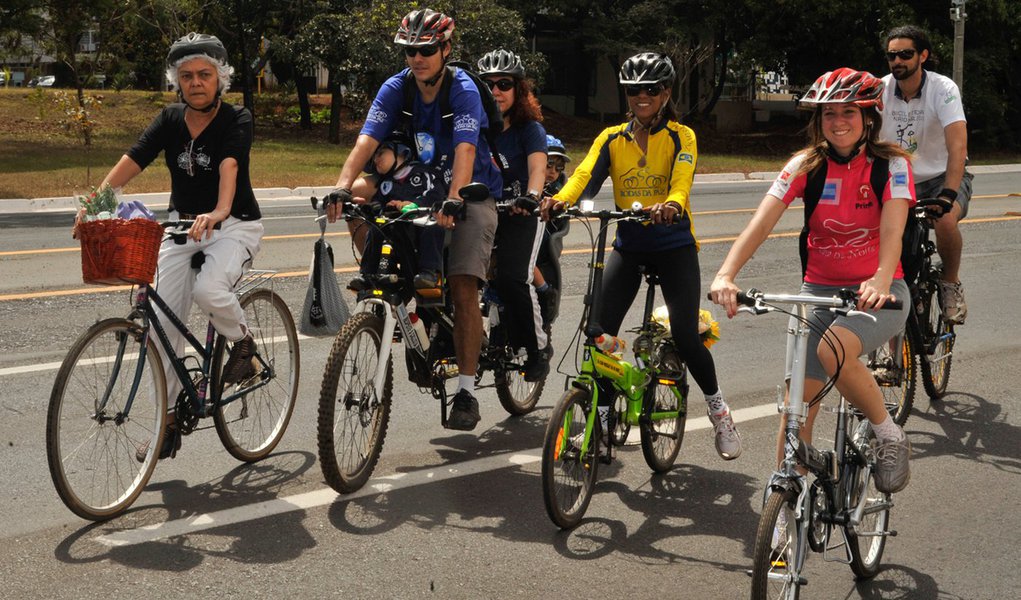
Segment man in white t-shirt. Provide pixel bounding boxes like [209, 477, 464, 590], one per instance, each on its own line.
[879, 25, 972, 324]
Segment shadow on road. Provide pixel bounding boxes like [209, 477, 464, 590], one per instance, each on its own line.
[907, 391, 1021, 474]
[847, 563, 966, 599]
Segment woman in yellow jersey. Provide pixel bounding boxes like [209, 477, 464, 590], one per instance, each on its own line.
[541, 52, 741, 460]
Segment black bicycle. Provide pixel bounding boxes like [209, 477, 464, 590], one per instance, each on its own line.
[316, 184, 558, 493]
[868, 197, 956, 425]
[46, 223, 300, 521]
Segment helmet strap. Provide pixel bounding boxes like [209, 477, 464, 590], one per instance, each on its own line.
[423, 44, 449, 87]
[181, 90, 221, 114]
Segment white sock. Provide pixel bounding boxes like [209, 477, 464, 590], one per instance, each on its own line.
[871, 414, 905, 443]
[457, 374, 475, 395]
[705, 389, 728, 416]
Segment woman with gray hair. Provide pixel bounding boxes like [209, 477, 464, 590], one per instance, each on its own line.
[74, 32, 263, 460]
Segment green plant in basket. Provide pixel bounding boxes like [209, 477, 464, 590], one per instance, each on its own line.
[77, 184, 118, 218]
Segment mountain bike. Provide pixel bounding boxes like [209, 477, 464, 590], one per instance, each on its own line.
[735, 289, 900, 599]
[316, 184, 555, 494]
[47, 223, 300, 521]
[540, 206, 688, 529]
[867, 197, 956, 425]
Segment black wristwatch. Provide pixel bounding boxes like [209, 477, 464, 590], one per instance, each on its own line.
[938, 187, 958, 202]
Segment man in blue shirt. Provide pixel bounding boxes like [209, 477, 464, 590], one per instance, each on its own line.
[328, 8, 500, 430]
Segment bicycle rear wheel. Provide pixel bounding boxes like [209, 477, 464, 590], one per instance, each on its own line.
[921, 278, 954, 399]
[318, 312, 393, 493]
[46, 318, 168, 521]
[640, 372, 687, 473]
[541, 388, 599, 529]
[213, 288, 300, 462]
[495, 357, 544, 416]
[750, 490, 803, 600]
[868, 332, 916, 425]
[845, 422, 892, 578]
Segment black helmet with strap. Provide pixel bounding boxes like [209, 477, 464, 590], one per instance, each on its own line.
[167, 32, 229, 66]
[477, 49, 525, 79]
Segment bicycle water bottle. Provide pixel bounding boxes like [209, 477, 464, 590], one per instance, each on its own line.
[595, 334, 626, 358]
[409, 312, 430, 352]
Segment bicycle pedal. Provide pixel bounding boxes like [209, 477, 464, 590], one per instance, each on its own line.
[885, 530, 898, 537]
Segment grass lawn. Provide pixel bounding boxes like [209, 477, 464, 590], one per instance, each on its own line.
[1, 88, 1015, 199]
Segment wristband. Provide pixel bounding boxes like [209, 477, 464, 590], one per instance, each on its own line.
[938, 188, 958, 202]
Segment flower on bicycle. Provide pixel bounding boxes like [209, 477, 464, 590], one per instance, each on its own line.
[651, 305, 721, 349]
[76, 183, 118, 217]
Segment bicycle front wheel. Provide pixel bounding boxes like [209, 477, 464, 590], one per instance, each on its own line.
[640, 373, 687, 473]
[750, 490, 802, 600]
[46, 318, 168, 521]
[921, 278, 955, 399]
[541, 388, 599, 529]
[318, 312, 393, 493]
[213, 288, 300, 462]
[869, 333, 916, 426]
[495, 363, 543, 416]
[845, 422, 892, 578]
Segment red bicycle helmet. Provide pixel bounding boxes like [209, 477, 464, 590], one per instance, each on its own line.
[394, 9, 455, 47]
[799, 68, 884, 110]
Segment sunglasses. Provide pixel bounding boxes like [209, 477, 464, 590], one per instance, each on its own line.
[624, 84, 664, 97]
[484, 78, 515, 92]
[547, 161, 565, 172]
[885, 49, 917, 61]
[404, 44, 441, 58]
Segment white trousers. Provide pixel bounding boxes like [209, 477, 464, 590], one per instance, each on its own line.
[153, 215, 264, 403]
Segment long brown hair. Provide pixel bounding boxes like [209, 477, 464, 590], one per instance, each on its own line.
[795, 105, 910, 176]
[506, 78, 543, 127]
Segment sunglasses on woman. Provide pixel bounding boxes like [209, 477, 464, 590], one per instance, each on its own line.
[404, 44, 441, 58]
[885, 49, 917, 61]
[624, 84, 664, 97]
[484, 78, 515, 92]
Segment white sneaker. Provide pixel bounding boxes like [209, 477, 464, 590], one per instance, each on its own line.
[939, 280, 967, 324]
[708, 409, 742, 460]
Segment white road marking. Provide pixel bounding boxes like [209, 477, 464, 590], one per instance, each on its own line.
[95, 403, 780, 547]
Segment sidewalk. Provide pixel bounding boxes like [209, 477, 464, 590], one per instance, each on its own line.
[2, 164, 1019, 215]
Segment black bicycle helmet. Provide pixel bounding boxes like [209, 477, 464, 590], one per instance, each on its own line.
[394, 9, 455, 47]
[167, 32, 229, 65]
[619, 52, 675, 86]
[477, 49, 525, 79]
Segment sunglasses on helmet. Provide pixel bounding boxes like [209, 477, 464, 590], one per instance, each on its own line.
[624, 84, 664, 97]
[885, 49, 917, 62]
[404, 44, 441, 58]
[484, 78, 515, 92]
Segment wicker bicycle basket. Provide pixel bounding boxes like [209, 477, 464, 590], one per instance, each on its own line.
[79, 218, 163, 285]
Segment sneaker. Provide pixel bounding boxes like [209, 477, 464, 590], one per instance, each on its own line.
[537, 286, 558, 326]
[523, 345, 552, 382]
[348, 275, 370, 292]
[222, 334, 257, 384]
[872, 437, 911, 494]
[413, 270, 441, 290]
[939, 280, 967, 324]
[446, 389, 481, 431]
[707, 409, 742, 460]
[135, 425, 181, 462]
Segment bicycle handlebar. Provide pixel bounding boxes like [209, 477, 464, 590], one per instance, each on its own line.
[915, 196, 954, 218]
[551, 204, 681, 224]
[708, 288, 903, 311]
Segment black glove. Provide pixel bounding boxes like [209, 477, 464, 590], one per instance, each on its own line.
[512, 195, 540, 212]
[326, 187, 353, 206]
[441, 198, 465, 218]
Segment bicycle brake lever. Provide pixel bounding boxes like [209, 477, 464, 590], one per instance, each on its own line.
[841, 309, 878, 322]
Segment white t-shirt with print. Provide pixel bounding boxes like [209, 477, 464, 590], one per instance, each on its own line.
[879, 70, 966, 182]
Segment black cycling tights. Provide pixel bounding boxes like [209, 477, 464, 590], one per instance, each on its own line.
[597, 245, 719, 396]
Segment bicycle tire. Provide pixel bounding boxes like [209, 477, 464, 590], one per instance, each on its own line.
[212, 288, 300, 462]
[868, 333, 916, 426]
[750, 489, 802, 600]
[640, 372, 687, 473]
[318, 312, 393, 494]
[494, 354, 543, 416]
[46, 318, 168, 521]
[541, 387, 599, 529]
[845, 421, 892, 578]
[920, 276, 954, 399]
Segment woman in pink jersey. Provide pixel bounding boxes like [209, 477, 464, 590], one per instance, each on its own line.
[709, 68, 915, 495]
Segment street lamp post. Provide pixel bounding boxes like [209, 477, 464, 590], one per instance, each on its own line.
[950, 0, 966, 91]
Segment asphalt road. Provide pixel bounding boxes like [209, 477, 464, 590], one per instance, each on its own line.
[1, 174, 1019, 599]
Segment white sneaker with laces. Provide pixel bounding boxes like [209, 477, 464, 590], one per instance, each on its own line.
[939, 280, 967, 324]
[708, 409, 742, 460]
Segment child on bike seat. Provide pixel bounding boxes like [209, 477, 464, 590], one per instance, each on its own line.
[349, 131, 446, 292]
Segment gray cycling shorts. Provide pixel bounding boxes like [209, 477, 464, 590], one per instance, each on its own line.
[785, 279, 910, 383]
[915, 171, 973, 219]
[446, 197, 497, 281]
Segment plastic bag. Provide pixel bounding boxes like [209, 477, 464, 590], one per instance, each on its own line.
[299, 225, 350, 337]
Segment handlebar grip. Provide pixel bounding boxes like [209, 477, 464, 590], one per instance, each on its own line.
[706, 290, 756, 306]
[880, 298, 903, 310]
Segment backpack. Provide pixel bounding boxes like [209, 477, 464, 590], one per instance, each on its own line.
[800, 157, 925, 284]
[399, 62, 510, 184]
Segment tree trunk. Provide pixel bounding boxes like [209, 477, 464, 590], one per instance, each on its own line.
[701, 42, 730, 121]
[328, 71, 342, 145]
[572, 40, 590, 118]
[296, 74, 312, 130]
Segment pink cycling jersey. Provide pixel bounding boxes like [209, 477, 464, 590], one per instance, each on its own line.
[768, 152, 916, 286]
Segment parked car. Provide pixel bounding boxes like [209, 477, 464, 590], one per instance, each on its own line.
[28, 75, 55, 87]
